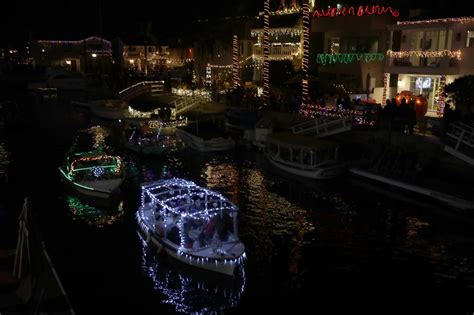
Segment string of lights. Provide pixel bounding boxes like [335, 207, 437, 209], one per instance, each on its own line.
[251, 27, 302, 37]
[397, 17, 474, 25]
[316, 53, 385, 65]
[313, 5, 399, 18]
[382, 73, 390, 105]
[386, 49, 462, 60]
[301, 0, 310, 113]
[436, 74, 447, 116]
[232, 35, 240, 89]
[263, 0, 270, 106]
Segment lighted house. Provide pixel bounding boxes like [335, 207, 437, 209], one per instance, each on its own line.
[31, 36, 111, 72]
[251, 0, 313, 80]
[123, 44, 158, 71]
[312, 4, 398, 102]
[193, 17, 254, 90]
[384, 13, 474, 114]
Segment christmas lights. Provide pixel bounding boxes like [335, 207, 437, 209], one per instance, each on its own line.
[301, 0, 310, 111]
[263, 0, 270, 106]
[436, 74, 447, 116]
[137, 178, 246, 275]
[386, 49, 462, 60]
[382, 73, 390, 105]
[251, 27, 302, 37]
[313, 5, 399, 18]
[316, 53, 384, 65]
[232, 35, 240, 89]
[397, 17, 474, 25]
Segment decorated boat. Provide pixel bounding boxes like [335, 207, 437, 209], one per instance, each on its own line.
[265, 132, 343, 179]
[59, 126, 125, 200]
[123, 119, 169, 155]
[59, 152, 125, 199]
[136, 178, 246, 276]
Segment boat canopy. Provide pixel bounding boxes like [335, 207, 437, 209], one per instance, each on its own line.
[268, 132, 339, 151]
[140, 178, 238, 218]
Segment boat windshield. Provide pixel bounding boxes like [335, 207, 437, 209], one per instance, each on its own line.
[69, 155, 122, 180]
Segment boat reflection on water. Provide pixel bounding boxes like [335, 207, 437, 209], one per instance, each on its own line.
[66, 194, 124, 227]
[140, 238, 246, 314]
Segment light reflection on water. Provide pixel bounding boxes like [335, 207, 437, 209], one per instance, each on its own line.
[66, 195, 124, 227]
[0, 141, 9, 181]
[140, 237, 246, 314]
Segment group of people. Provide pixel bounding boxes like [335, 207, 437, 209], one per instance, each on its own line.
[381, 97, 417, 134]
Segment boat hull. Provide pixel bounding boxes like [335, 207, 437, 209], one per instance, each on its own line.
[124, 142, 165, 155]
[176, 129, 235, 152]
[136, 211, 241, 276]
[266, 154, 343, 179]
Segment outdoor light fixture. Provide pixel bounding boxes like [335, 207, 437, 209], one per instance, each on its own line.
[91, 53, 97, 58]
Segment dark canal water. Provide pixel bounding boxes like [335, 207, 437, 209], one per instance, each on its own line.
[1, 91, 474, 313]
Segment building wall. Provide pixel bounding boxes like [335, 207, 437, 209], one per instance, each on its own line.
[312, 14, 397, 95]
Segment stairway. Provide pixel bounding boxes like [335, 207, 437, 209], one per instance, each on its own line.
[443, 121, 474, 166]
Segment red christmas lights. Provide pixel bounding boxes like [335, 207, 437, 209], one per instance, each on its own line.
[313, 5, 399, 19]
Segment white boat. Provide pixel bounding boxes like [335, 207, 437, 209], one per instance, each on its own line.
[136, 178, 246, 276]
[265, 132, 343, 179]
[176, 121, 235, 152]
[59, 152, 125, 199]
[88, 99, 130, 120]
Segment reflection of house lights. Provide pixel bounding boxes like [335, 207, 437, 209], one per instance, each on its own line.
[129, 59, 134, 64]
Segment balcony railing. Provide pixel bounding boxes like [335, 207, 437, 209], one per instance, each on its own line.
[253, 45, 300, 60]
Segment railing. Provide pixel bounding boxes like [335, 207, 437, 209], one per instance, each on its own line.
[253, 45, 300, 59]
[292, 116, 353, 137]
[444, 121, 474, 165]
[390, 56, 459, 68]
[118, 81, 164, 101]
[168, 97, 204, 120]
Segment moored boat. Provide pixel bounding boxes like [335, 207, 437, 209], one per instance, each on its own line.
[265, 132, 343, 179]
[136, 178, 246, 276]
[176, 121, 235, 152]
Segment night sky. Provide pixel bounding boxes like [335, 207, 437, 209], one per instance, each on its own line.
[1, 0, 464, 47]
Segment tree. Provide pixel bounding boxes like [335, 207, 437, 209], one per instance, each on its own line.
[138, 21, 157, 76]
[444, 75, 474, 114]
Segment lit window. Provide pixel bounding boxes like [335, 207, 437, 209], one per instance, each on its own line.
[467, 30, 474, 47]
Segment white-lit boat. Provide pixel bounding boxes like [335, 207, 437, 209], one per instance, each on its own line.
[136, 178, 246, 276]
[265, 132, 343, 179]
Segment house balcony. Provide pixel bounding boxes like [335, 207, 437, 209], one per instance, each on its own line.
[386, 54, 461, 75]
[252, 44, 301, 61]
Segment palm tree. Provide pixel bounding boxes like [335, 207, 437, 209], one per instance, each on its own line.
[139, 21, 157, 76]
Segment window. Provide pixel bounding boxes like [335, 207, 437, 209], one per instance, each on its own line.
[128, 46, 136, 52]
[328, 38, 340, 53]
[340, 37, 378, 53]
[467, 30, 474, 47]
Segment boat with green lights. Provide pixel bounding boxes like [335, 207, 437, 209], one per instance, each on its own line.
[59, 152, 125, 199]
